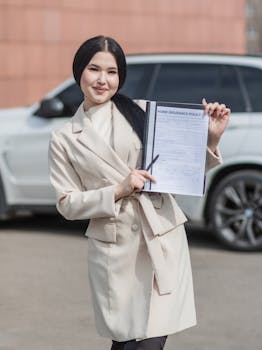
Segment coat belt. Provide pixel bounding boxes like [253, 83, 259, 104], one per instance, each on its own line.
[128, 193, 175, 295]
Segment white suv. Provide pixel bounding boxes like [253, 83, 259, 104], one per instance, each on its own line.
[0, 54, 262, 251]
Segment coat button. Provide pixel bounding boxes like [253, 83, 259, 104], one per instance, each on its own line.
[131, 224, 139, 231]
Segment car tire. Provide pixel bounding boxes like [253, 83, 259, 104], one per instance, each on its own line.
[208, 170, 262, 251]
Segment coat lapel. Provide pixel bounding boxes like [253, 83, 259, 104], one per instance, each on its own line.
[72, 102, 132, 178]
[112, 103, 135, 165]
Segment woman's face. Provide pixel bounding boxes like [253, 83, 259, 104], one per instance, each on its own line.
[80, 51, 119, 110]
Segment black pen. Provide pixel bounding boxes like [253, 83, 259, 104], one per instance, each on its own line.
[146, 154, 159, 172]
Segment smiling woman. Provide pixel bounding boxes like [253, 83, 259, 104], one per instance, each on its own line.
[48, 35, 229, 350]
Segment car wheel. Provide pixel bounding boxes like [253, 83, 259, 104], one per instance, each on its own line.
[208, 170, 262, 251]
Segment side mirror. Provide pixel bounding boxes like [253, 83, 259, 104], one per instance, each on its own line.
[36, 97, 64, 118]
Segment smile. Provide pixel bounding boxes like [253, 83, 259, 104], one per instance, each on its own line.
[93, 87, 107, 94]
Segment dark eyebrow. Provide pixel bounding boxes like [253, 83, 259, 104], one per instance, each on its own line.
[87, 64, 99, 68]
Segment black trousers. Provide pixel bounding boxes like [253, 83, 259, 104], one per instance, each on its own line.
[111, 336, 167, 350]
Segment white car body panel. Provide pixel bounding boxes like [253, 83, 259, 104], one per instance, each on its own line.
[0, 54, 262, 226]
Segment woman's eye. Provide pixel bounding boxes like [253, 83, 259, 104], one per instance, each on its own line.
[88, 67, 98, 71]
[109, 70, 117, 75]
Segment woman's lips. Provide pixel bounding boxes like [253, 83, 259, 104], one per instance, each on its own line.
[93, 87, 107, 94]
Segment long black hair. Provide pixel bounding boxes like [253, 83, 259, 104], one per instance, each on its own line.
[72, 35, 145, 142]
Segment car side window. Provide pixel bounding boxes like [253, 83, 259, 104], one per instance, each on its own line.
[56, 82, 84, 117]
[150, 63, 245, 112]
[120, 64, 156, 99]
[239, 66, 262, 112]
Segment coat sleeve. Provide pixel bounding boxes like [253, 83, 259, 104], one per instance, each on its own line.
[205, 146, 222, 172]
[48, 132, 121, 220]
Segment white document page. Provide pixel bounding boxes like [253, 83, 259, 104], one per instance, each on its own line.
[147, 105, 209, 196]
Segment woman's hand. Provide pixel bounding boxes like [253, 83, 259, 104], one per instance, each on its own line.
[115, 169, 156, 201]
[202, 98, 231, 153]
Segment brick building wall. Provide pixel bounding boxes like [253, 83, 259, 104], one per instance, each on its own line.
[246, 0, 262, 53]
[0, 0, 246, 108]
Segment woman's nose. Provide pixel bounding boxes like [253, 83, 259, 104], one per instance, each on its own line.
[97, 72, 106, 84]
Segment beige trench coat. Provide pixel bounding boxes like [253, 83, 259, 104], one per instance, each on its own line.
[48, 100, 221, 341]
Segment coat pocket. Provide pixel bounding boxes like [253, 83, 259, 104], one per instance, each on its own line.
[151, 194, 187, 236]
[85, 217, 117, 243]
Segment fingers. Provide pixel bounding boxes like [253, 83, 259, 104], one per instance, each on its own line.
[202, 98, 213, 114]
[117, 169, 157, 199]
[130, 170, 156, 185]
[222, 107, 231, 117]
[129, 169, 156, 192]
[128, 171, 145, 192]
[136, 169, 157, 183]
[202, 98, 231, 118]
[205, 101, 220, 115]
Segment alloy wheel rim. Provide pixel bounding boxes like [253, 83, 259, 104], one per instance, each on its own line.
[213, 179, 262, 248]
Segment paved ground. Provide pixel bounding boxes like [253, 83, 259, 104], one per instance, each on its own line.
[0, 215, 261, 350]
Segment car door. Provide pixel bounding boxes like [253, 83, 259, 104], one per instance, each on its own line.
[3, 82, 83, 205]
[3, 113, 67, 205]
[237, 65, 262, 156]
